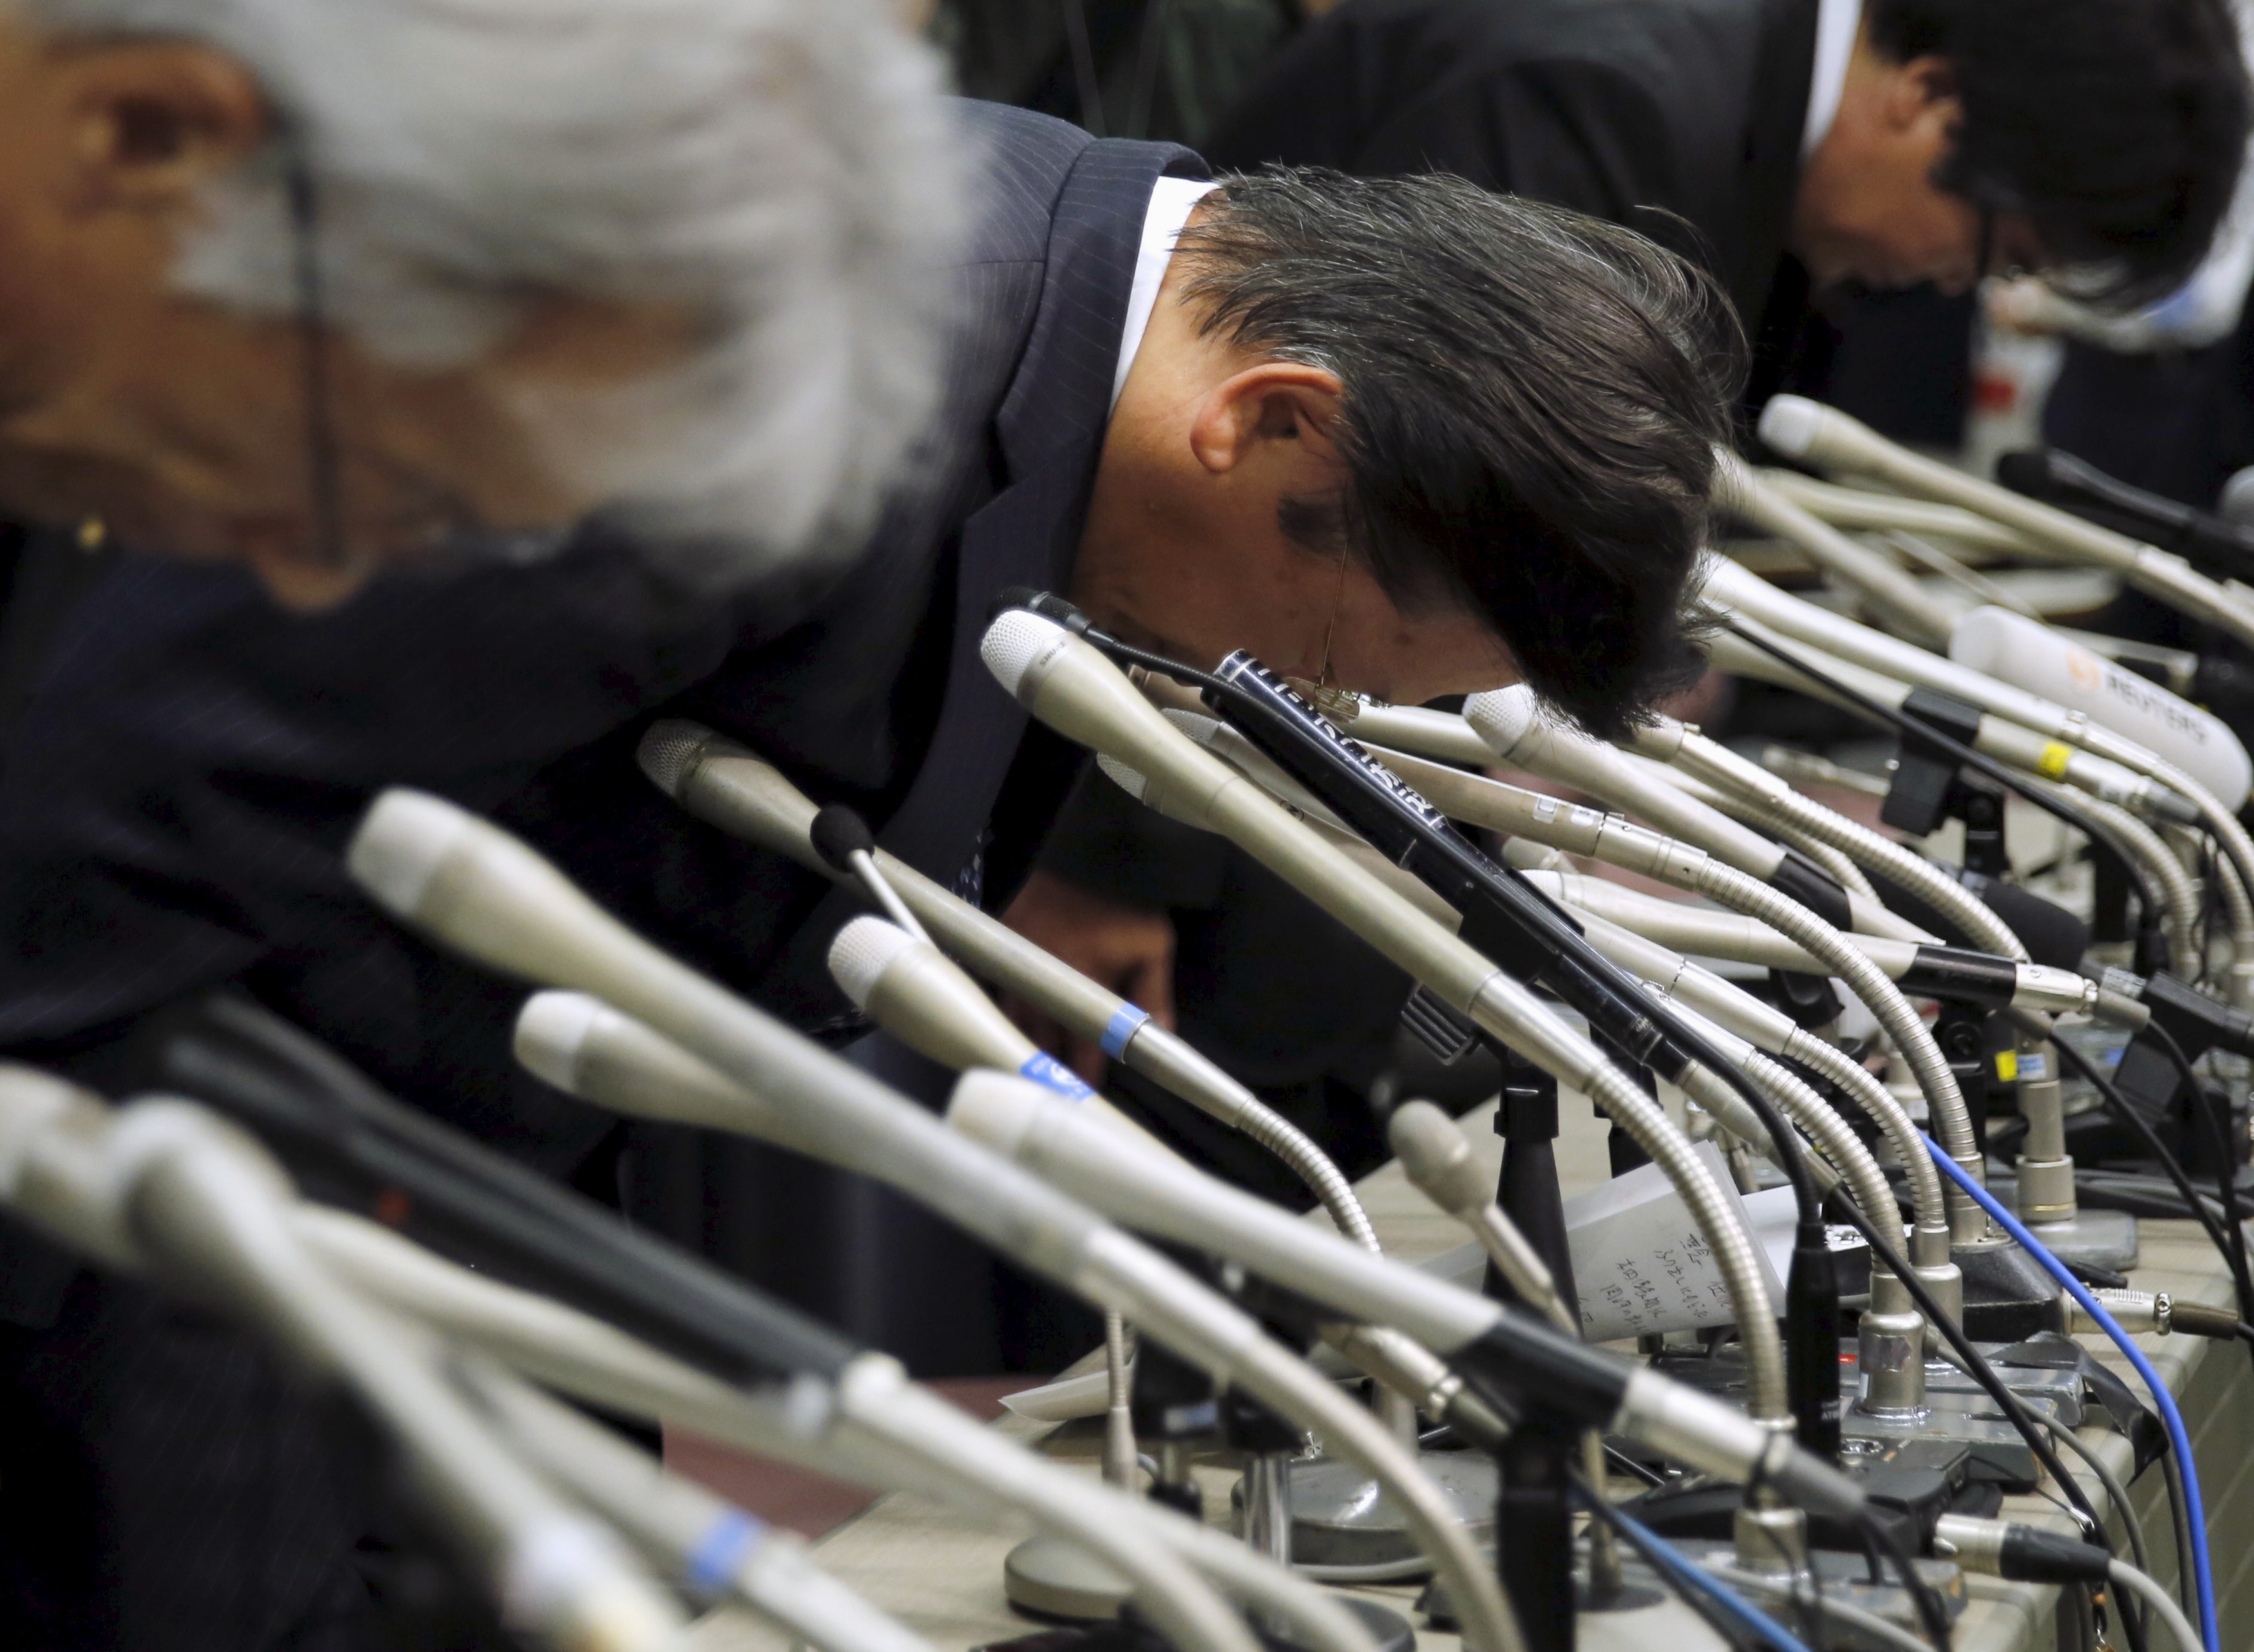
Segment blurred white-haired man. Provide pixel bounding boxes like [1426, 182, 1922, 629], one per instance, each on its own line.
[0, 0, 962, 607]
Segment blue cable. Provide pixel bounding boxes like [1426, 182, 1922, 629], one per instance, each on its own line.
[1923, 1137, 2218, 1652]
[1595, 1498, 1817, 1652]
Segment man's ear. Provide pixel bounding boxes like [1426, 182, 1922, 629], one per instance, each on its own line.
[1186, 360, 1345, 477]
[1884, 54, 1961, 137]
[55, 42, 270, 211]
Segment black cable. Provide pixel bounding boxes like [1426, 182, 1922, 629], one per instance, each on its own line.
[1089, 631, 1233, 697]
[1856, 1524, 1888, 1588]
[1603, 1444, 1669, 1488]
[2074, 1172, 2229, 1221]
[2043, 1025, 2244, 1298]
[1861, 1513, 1953, 1652]
[2143, 1018, 2254, 1380]
[1721, 620, 2172, 935]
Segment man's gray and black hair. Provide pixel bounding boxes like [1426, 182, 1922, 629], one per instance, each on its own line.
[1178, 171, 1742, 737]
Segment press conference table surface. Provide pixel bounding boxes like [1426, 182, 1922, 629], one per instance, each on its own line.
[684, 1083, 2254, 1652]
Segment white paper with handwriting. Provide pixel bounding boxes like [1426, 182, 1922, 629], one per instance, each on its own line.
[1562, 1143, 1789, 1341]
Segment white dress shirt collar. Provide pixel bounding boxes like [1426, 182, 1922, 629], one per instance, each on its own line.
[1112, 176, 1221, 413]
[1803, 0, 1865, 158]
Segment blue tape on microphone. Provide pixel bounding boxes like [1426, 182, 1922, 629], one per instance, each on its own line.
[1099, 1003, 1151, 1059]
[1019, 1050, 1097, 1101]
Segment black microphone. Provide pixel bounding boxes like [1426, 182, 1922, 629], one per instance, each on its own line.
[1204, 653, 1673, 1067]
[134, 992, 860, 1391]
[1956, 871, 2089, 973]
[1998, 448, 2254, 587]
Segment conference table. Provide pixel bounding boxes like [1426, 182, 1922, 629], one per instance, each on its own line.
[684, 1081, 2254, 1652]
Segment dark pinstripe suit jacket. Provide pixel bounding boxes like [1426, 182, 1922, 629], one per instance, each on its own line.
[0, 102, 1203, 1322]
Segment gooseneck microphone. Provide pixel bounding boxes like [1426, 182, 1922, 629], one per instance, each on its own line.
[140, 992, 862, 1393]
[1949, 606, 2251, 812]
[976, 607, 1795, 1432]
[826, 915, 1101, 1106]
[1760, 392, 2254, 654]
[342, 788, 1515, 1652]
[0, 1072, 688, 1652]
[632, 723, 1381, 1249]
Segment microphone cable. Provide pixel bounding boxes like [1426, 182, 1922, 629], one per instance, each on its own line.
[1816, 1182, 2140, 1652]
[2141, 1020, 2254, 1365]
[1925, 1144, 2219, 1652]
[2039, 1018, 2254, 1383]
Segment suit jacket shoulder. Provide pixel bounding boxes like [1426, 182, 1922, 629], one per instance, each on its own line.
[1204, 0, 1815, 323]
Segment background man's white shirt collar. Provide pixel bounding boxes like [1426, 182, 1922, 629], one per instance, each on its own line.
[1803, 0, 1864, 158]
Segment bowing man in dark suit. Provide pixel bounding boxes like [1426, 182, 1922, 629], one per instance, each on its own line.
[0, 6, 1746, 1642]
[1010, 0, 2254, 1177]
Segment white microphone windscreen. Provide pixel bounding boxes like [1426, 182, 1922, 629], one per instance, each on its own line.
[1949, 605, 2253, 809]
[1756, 394, 1824, 460]
[1095, 754, 1148, 801]
[828, 916, 916, 1009]
[979, 610, 1068, 700]
[513, 991, 609, 1094]
[945, 1067, 1046, 1161]
[346, 790, 477, 920]
[1463, 685, 1536, 755]
[1385, 1101, 1486, 1214]
[1160, 708, 1223, 745]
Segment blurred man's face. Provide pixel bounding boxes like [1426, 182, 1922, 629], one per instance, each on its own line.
[1791, 34, 2045, 294]
[0, 12, 688, 608]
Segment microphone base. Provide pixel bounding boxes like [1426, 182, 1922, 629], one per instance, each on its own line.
[1951, 1238, 2072, 1341]
[1653, 1340, 2089, 1490]
[1262, 1449, 1497, 1566]
[1003, 1535, 1133, 1623]
[1980, 1180, 2142, 1273]
[994, 1548, 1418, 1652]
